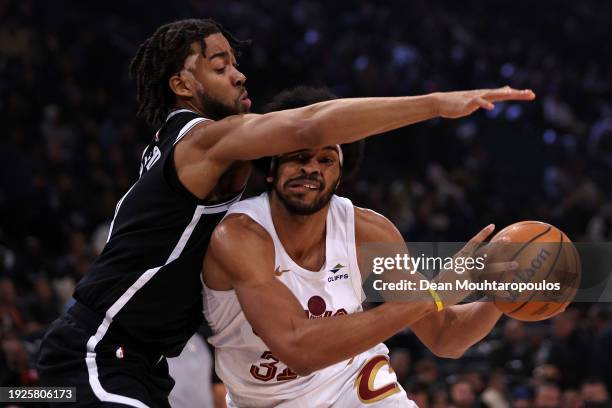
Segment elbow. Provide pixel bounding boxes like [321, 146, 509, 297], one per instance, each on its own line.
[434, 349, 465, 360]
[287, 360, 315, 377]
[272, 336, 317, 376]
[275, 350, 316, 377]
[428, 334, 466, 359]
[430, 343, 466, 359]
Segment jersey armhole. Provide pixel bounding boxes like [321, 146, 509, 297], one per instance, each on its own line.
[346, 203, 367, 303]
[163, 146, 205, 202]
[163, 137, 245, 207]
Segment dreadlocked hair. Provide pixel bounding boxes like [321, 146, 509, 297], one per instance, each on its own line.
[129, 18, 250, 128]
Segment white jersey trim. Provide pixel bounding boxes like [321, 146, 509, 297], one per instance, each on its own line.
[106, 183, 137, 243]
[342, 198, 365, 302]
[174, 117, 210, 145]
[166, 108, 198, 121]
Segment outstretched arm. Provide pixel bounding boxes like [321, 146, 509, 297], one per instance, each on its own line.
[176, 87, 535, 198]
[202, 214, 453, 376]
[207, 87, 535, 161]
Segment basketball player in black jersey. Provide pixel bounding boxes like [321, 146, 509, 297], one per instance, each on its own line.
[37, 17, 535, 407]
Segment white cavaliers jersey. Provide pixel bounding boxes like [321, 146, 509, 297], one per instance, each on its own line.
[203, 193, 408, 408]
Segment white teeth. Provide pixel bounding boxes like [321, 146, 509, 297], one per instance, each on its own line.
[293, 182, 318, 189]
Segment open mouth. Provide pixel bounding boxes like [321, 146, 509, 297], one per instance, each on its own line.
[287, 179, 322, 191]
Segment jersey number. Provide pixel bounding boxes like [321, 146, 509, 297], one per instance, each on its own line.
[249, 351, 298, 382]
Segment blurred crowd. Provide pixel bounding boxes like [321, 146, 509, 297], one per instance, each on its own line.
[2, 0, 612, 406]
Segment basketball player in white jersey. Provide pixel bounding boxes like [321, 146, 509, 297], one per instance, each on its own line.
[202, 88, 516, 407]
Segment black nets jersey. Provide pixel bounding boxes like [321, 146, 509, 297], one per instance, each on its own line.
[74, 109, 243, 357]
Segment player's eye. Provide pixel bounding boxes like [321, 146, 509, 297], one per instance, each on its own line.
[284, 152, 312, 163]
[214, 66, 226, 73]
[319, 156, 334, 164]
[291, 154, 309, 163]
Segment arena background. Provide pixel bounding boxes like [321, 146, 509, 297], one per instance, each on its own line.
[2, 0, 612, 407]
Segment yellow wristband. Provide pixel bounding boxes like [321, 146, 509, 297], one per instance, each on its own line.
[427, 288, 444, 312]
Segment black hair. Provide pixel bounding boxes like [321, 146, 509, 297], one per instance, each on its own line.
[255, 86, 365, 181]
[129, 18, 249, 128]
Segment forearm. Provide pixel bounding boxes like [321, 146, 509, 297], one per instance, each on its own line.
[285, 301, 436, 374]
[431, 302, 503, 358]
[304, 95, 438, 146]
[211, 94, 439, 161]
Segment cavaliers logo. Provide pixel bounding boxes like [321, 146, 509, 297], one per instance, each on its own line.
[305, 296, 347, 318]
[354, 355, 401, 403]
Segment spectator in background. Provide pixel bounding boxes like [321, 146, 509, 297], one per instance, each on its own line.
[0, 278, 26, 334]
[481, 370, 510, 408]
[510, 387, 532, 408]
[1, 331, 37, 386]
[562, 389, 581, 408]
[539, 309, 591, 389]
[462, 370, 486, 398]
[589, 306, 612, 392]
[532, 364, 563, 388]
[389, 347, 412, 386]
[581, 378, 612, 408]
[406, 381, 431, 408]
[23, 275, 61, 329]
[432, 384, 450, 408]
[414, 358, 443, 388]
[534, 382, 562, 408]
[450, 378, 479, 408]
[491, 320, 536, 379]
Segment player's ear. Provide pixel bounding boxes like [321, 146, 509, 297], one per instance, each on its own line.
[169, 71, 193, 98]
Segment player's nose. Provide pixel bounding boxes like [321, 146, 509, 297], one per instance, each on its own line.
[300, 160, 322, 176]
[232, 67, 246, 87]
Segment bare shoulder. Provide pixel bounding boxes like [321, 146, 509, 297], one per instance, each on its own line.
[210, 213, 272, 252]
[205, 213, 275, 286]
[354, 206, 404, 244]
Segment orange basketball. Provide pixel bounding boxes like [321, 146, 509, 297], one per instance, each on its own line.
[487, 221, 581, 321]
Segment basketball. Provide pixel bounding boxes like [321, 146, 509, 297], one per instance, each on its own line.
[487, 221, 581, 321]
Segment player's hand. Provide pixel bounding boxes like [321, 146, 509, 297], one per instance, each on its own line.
[433, 86, 536, 119]
[435, 225, 519, 306]
[447, 224, 517, 280]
